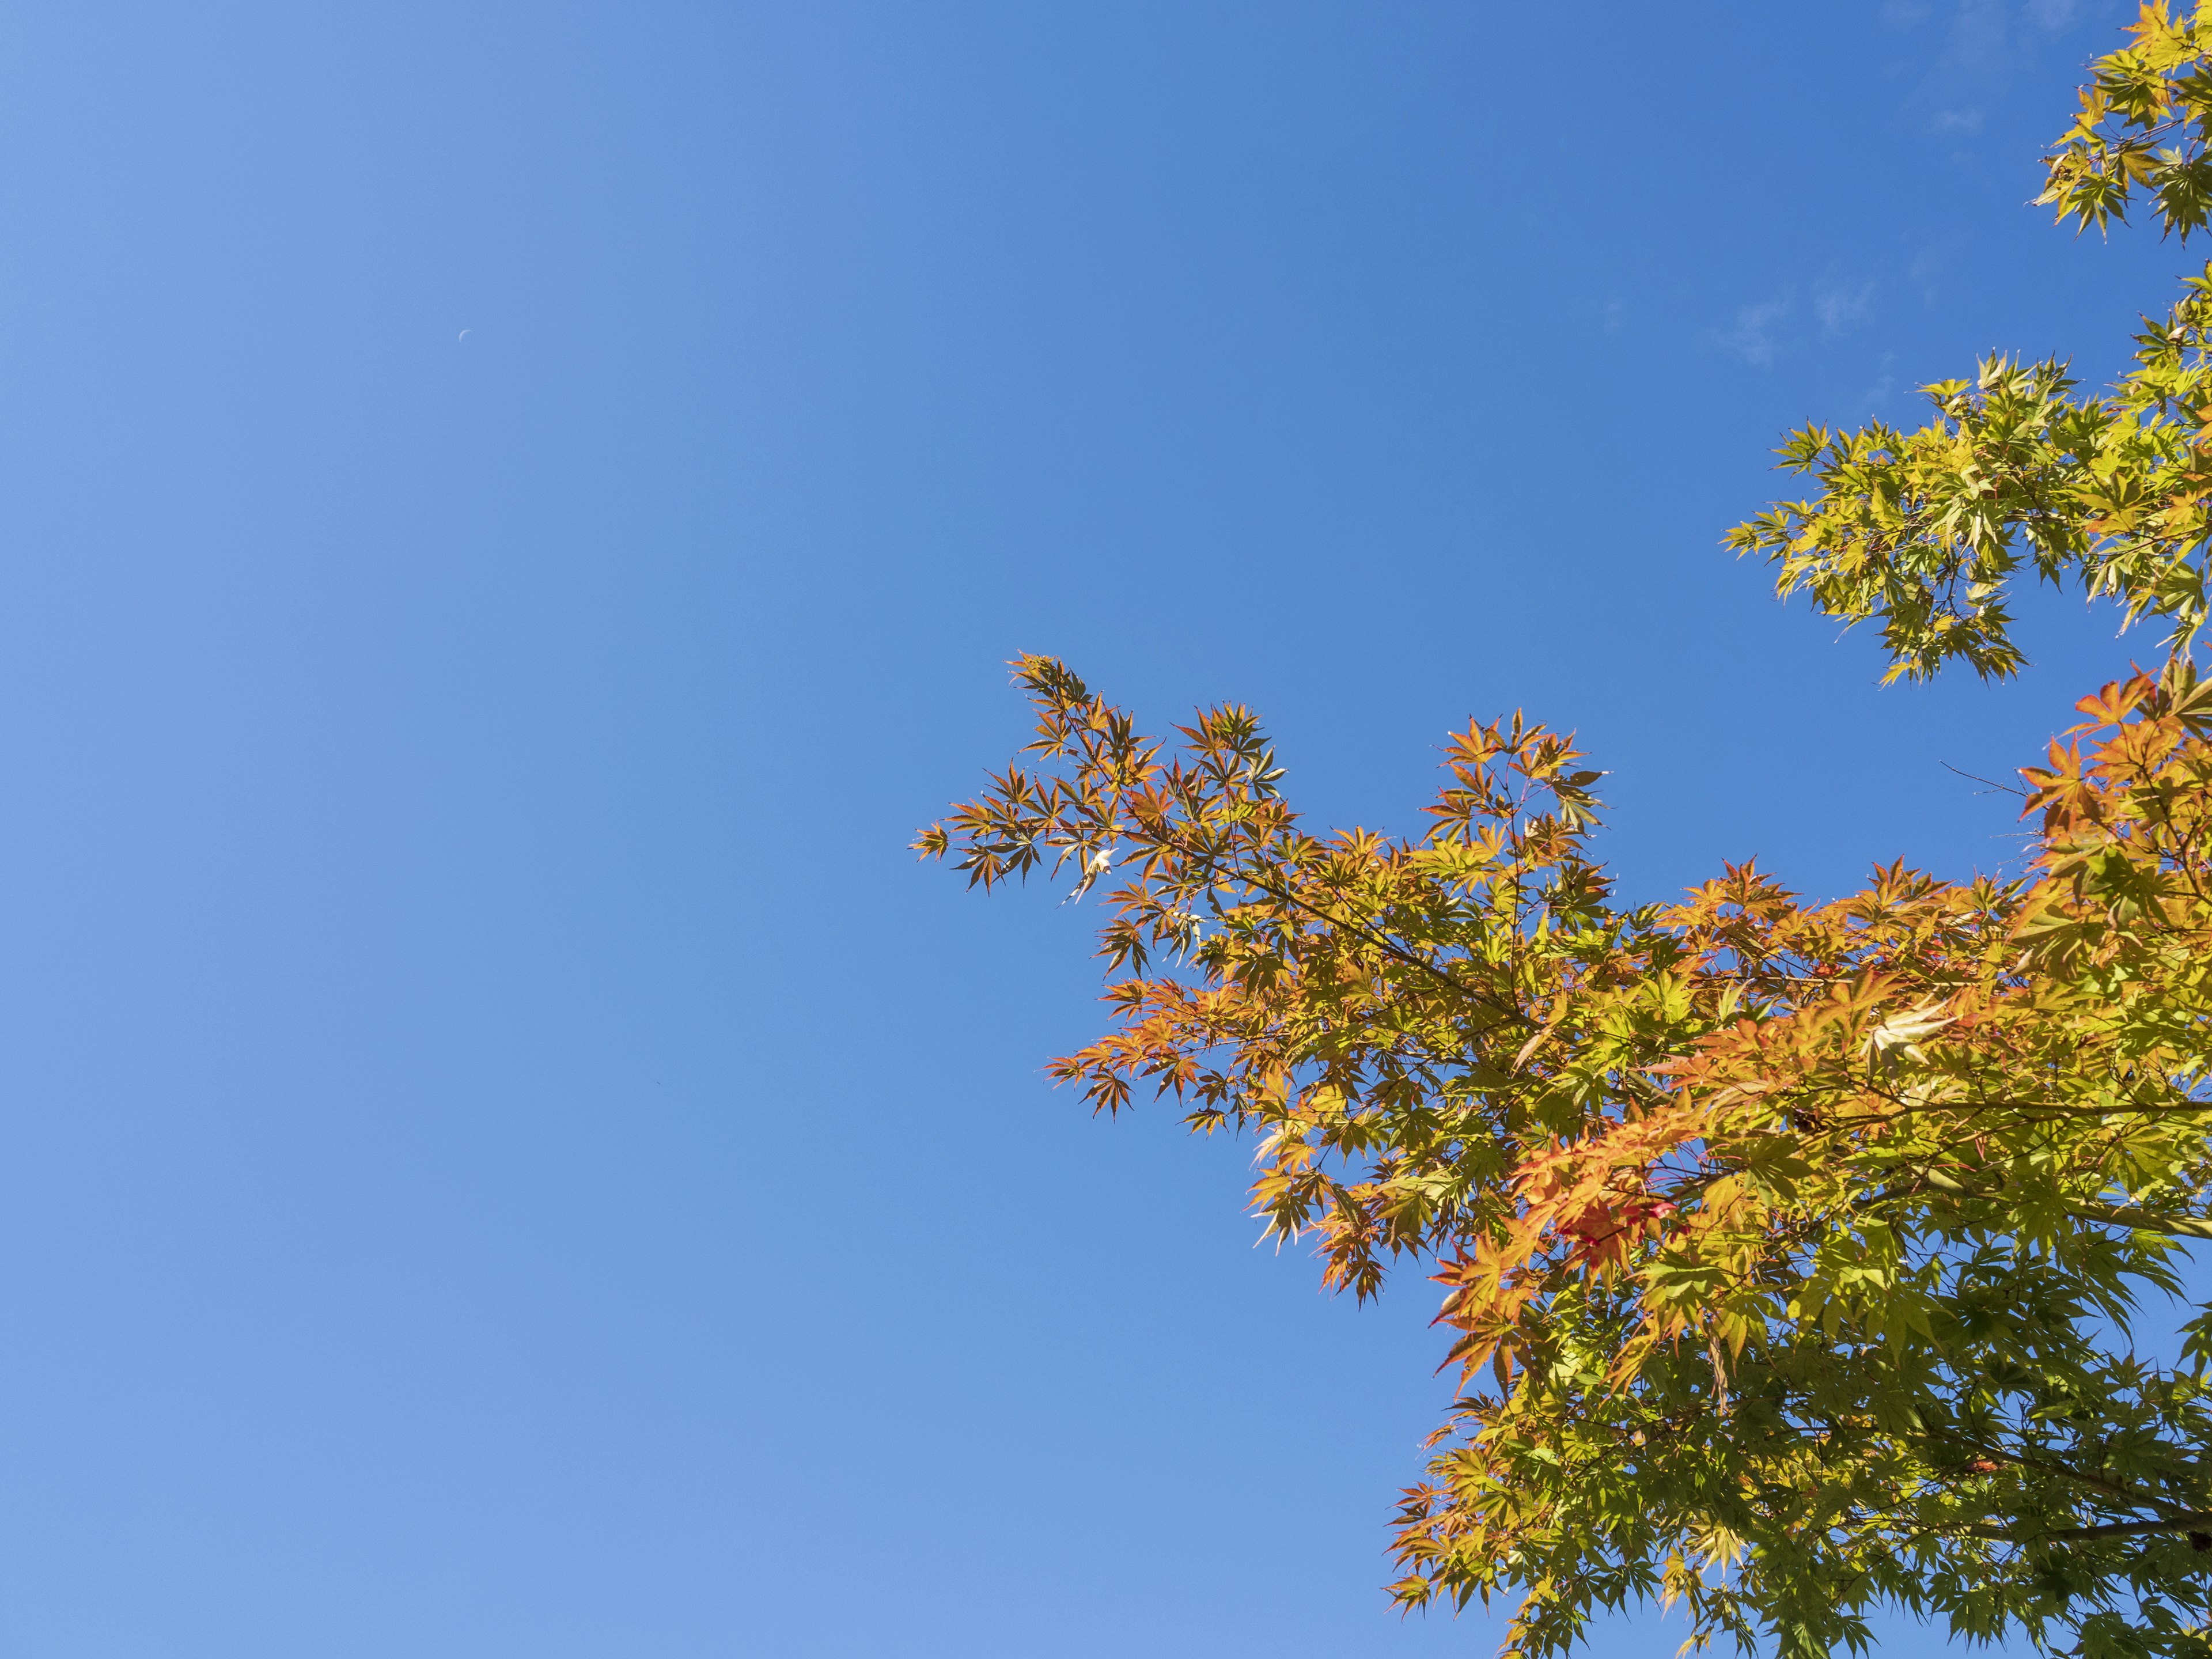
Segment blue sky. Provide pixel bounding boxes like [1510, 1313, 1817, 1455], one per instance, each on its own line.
[0, 3, 2189, 1654]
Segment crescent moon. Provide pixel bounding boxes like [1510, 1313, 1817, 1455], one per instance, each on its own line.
[457, 328, 472, 342]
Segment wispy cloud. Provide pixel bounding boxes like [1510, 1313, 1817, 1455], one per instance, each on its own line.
[1947, 0, 2010, 71]
[1859, 350, 1902, 416]
[1946, 0, 2086, 66]
[1911, 234, 1965, 304]
[1718, 296, 1792, 368]
[1883, 2, 2091, 133]
[1813, 276, 1876, 338]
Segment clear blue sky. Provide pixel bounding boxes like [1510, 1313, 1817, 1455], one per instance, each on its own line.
[0, 3, 2185, 1654]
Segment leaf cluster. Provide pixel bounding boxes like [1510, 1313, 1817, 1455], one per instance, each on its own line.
[2041, 3, 2212, 242]
[921, 656, 2212, 1657]
[1724, 323, 2212, 683]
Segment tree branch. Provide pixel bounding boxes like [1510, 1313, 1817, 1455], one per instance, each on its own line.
[1957, 1511, 2212, 1544]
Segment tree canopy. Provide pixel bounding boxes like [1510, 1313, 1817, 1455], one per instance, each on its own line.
[919, 11, 2212, 1656]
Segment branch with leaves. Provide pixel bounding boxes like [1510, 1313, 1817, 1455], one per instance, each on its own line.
[919, 13, 2212, 1657]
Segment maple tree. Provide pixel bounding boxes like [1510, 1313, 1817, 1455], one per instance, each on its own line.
[919, 13, 2212, 1657]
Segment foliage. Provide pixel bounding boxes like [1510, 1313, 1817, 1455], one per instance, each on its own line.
[2040, 1, 2212, 242]
[918, 14, 2212, 1657]
[1727, 2, 2212, 686]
